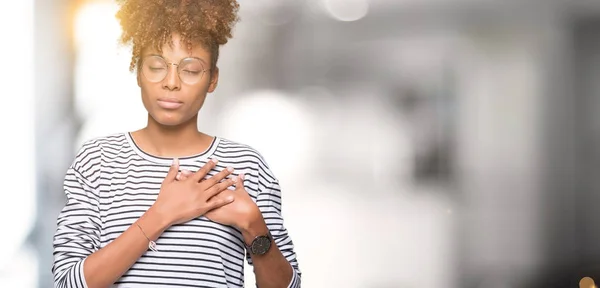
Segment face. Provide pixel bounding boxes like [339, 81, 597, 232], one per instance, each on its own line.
[137, 33, 219, 126]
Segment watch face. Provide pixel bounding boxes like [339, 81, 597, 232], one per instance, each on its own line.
[251, 235, 271, 255]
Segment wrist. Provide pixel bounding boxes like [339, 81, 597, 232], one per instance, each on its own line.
[241, 215, 268, 245]
[140, 205, 171, 239]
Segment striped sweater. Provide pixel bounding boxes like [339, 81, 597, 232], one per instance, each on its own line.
[52, 132, 301, 287]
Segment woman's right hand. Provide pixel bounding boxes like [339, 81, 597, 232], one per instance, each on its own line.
[152, 158, 236, 227]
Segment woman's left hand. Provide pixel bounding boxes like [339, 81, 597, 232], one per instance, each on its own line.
[177, 170, 263, 231]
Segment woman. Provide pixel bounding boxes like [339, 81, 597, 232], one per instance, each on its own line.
[52, 0, 301, 287]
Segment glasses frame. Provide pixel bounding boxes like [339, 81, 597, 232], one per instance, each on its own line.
[140, 55, 210, 85]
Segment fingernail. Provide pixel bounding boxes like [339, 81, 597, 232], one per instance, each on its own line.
[240, 173, 245, 180]
[173, 158, 179, 166]
[232, 176, 238, 182]
[211, 158, 218, 164]
[227, 196, 234, 202]
[227, 167, 234, 172]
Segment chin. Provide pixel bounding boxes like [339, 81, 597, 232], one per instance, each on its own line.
[149, 111, 190, 126]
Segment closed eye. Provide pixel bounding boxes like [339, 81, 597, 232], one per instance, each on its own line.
[182, 70, 200, 75]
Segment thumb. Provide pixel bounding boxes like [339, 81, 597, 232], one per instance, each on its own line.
[234, 173, 245, 191]
[165, 158, 180, 182]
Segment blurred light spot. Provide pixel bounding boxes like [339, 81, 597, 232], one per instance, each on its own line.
[73, 1, 145, 143]
[74, 2, 124, 120]
[219, 90, 314, 182]
[322, 0, 369, 22]
[74, 2, 121, 50]
[580, 277, 596, 288]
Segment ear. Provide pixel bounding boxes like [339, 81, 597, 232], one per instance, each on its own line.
[207, 67, 219, 93]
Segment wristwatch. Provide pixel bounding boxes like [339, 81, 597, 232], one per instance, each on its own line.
[246, 232, 272, 255]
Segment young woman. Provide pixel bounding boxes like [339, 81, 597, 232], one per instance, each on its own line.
[52, 1, 301, 287]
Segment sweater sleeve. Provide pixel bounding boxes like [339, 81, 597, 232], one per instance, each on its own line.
[52, 151, 101, 288]
[246, 172, 302, 287]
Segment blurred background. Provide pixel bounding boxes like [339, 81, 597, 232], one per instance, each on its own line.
[3, 0, 600, 287]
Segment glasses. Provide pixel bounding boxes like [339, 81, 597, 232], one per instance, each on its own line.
[141, 55, 209, 85]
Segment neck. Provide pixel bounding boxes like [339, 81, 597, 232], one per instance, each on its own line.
[133, 113, 212, 158]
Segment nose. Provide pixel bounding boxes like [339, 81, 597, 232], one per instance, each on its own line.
[162, 63, 181, 91]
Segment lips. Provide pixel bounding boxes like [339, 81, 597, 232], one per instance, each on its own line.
[157, 98, 183, 110]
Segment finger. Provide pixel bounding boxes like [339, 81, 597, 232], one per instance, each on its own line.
[178, 170, 192, 181]
[234, 174, 245, 191]
[207, 194, 235, 211]
[204, 167, 234, 188]
[164, 158, 180, 183]
[206, 177, 236, 199]
[192, 158, 218, 182]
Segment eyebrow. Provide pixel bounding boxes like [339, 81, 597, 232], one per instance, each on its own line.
[145, 54, 208, 66]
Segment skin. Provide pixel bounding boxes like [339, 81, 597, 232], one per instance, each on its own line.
[81, 34, 293, 288]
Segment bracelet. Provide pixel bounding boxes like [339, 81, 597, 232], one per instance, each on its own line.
[136, 223, 158, 252]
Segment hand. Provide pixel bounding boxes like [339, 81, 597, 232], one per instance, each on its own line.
[177, 172, 263, 232]
[152, 158, 236, 227]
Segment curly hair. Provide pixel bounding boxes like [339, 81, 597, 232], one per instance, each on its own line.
[115, 0, 240, 72]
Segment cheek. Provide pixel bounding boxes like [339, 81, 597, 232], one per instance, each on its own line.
[187, 92, 207, 112]
[139, 85, 154, 105]
[186, 85, 210, 104]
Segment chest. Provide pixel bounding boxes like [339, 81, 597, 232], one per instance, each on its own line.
[96, 168, 246, 255]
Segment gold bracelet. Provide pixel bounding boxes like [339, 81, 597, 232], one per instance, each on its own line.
[136, 223, 158, 252]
